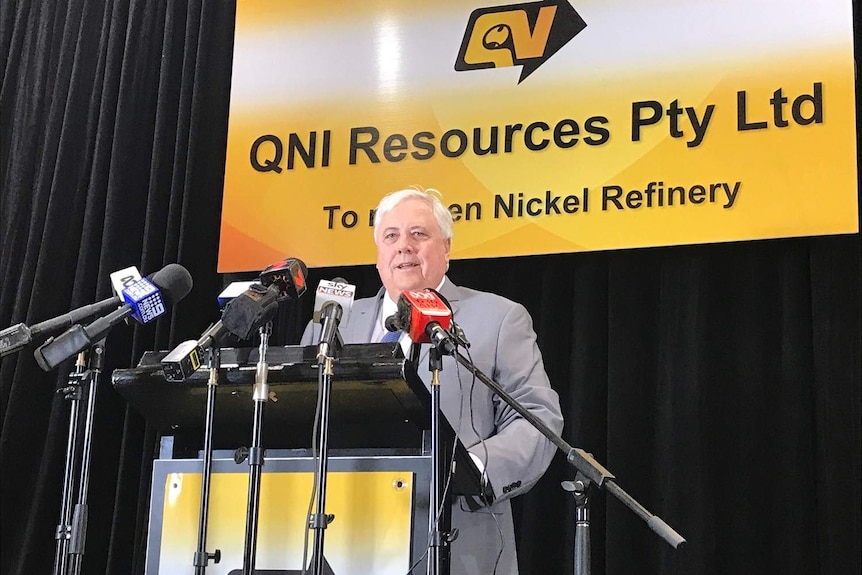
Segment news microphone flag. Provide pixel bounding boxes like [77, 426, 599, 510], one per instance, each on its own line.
[398, 289, 453, 345]
[313, 278, 356, 359]
[386, 289, 457, 354]
[313, 279, 356, 324]
[260, 257, 308, 300]
[121, 277, 165, 323]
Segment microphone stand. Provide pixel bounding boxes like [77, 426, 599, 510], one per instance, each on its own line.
[193, 347, 222, 574]
[426, 346, 451, 575]
[66, 339, 106, 575]
[562, 473, 592, 575]
[447, 347, 686, 550]
[53, 352, 88, 575]
[309, 341, 340, 575]
[242, 322, 272, 575]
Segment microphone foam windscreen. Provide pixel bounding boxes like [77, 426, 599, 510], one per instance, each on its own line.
[150, 263, 193, 305]
[222, 285, 280, 340]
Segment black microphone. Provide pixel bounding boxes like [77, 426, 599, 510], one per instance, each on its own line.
[313, 277, 356, 359]
[33, 263, 193, 371]
[161, 321, 230, 382]
[2, 297, 121, 358]
[0, 266, 147, 358]
[384, 314, 401, 333]
[221, 257, 309, 341]
[162, 258, 309, 382]
[220, 284, 281, 340]
[160, 280, 252, 382]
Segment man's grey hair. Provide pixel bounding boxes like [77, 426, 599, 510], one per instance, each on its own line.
[373, 187, 454, 243]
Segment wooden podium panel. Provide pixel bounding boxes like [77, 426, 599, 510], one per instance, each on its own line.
[147, 454, 432, 575]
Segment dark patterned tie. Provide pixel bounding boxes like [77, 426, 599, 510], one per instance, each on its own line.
[380, 330, 401, 343]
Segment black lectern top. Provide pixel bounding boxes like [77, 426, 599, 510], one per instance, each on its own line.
[112, 342, 487, 498]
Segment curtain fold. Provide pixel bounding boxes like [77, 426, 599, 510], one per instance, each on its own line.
[1, 1, 859, 575]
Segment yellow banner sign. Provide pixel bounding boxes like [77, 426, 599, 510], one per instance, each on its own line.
[219, 0, 858, 271]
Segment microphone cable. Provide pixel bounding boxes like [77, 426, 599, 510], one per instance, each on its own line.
[300, 363, 327, 575]
[402, 333, 466, 575]
[460, 339, 504, 575]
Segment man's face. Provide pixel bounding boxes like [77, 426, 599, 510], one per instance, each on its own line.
[376, 197, 451, 298]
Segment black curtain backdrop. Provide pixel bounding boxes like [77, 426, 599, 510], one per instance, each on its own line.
[1, 2, 859, 575]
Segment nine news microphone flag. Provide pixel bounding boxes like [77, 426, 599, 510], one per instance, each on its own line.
[33, 264, 193, 371]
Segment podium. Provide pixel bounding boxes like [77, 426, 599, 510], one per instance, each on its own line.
[112, 343, 486, 575]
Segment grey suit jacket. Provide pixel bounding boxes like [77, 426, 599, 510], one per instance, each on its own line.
[302, 278, 564, 575]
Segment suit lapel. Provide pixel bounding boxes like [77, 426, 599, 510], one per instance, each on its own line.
[344, 287, 386, 343]
[438, 277, 462, 318]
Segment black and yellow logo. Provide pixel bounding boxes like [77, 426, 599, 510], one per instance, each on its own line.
[455, 0, 586, 83]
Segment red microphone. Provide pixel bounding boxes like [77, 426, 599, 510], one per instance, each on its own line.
[387, 289, 456, 354]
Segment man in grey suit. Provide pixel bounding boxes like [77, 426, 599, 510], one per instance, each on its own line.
[302, 187, 563, 575]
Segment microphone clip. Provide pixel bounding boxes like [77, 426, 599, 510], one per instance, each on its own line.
[450, 321, 471, 349]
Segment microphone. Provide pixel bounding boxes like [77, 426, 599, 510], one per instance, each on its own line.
[314, 278, 356, 359]
[260, 257, 308, 300]
[161, 319, 231, 382]
[1, 266, 142, 358]
[385, 288, 457, 355]
[220, 285, 280, 340]
[161, 280, 252, 382]
[220, 257, 309, 341]
[162, 258, 309, 382]
[33, 264, 193, 371]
